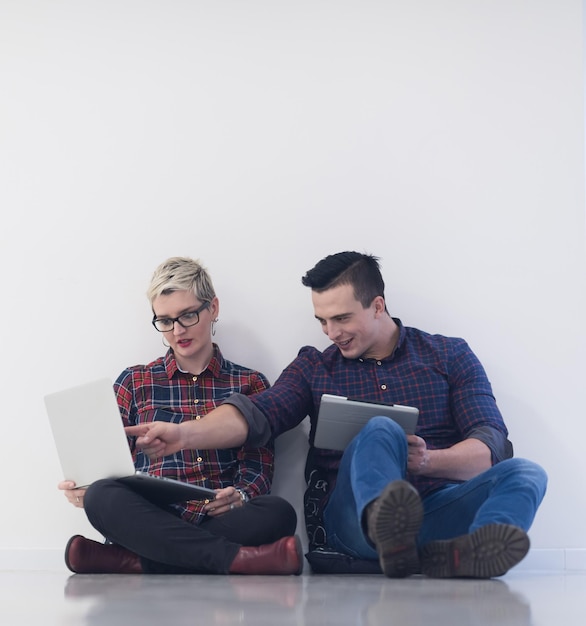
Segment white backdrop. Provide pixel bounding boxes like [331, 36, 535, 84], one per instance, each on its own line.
[0, 0, 584, 570]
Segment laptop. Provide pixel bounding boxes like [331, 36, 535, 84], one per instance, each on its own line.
[313, 394, 419, 451]
[44, 378, 216, 504]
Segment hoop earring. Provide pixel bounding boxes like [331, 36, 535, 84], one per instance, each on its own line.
[211, 318, 218, 336]
[162, 336, 171, 348]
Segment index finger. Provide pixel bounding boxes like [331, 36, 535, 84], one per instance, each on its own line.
[125, 424, 151, 438]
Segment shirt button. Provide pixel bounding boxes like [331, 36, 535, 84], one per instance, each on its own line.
[381, 384, 387, 390]
[197, 457, 203, 462]
[195, 415, 201, 420]
[192, 376, 198, 382]
[377, 361, 382, 366]
[193, 399, 199, 404]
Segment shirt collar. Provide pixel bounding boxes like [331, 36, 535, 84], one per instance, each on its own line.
[393, 317, 406, 354]
[163, 343, 223, 379]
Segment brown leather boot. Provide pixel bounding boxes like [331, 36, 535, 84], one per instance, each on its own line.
[229, 536, 303, 575]
[65, 535, 143, 574]
[366, 480, 423, 578]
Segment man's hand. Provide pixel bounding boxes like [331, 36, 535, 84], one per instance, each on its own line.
[407, 435, 492, 480]
[125, 422, 185, 459]
[58, 480, 86, 508]
[407, 434, 430, 475]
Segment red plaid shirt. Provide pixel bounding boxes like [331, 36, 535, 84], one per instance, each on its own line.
[114, 344, 273, 525]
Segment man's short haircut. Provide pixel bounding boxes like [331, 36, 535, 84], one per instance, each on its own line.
[147, 256, 216, 305]
[301, 251, 386, 309]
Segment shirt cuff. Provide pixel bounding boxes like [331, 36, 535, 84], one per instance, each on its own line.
[222, 393, 273, 447]
[466, 426, 513, 464]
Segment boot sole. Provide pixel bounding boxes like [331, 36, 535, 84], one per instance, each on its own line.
[421, 523, 530, 578]
[291, 535, 304, 575]
[368, 480, 423, 578]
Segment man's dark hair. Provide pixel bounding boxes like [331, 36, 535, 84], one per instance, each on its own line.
[301, 251, 386, 309]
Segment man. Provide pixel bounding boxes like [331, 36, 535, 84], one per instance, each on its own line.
[128, 251, 547, 578]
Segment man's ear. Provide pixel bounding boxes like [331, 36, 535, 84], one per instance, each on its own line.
[372, 295, 387, 317]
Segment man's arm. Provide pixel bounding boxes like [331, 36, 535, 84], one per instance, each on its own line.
[126, 404, 250, 458]
[412, 337, 512, 480]
[407, 435, 492, 481]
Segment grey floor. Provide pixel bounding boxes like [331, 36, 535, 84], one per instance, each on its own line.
[0, 569, 583, 625]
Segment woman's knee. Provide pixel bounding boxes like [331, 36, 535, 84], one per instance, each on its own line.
[84, 479, 122, 518]
[253, 495, 298, 534]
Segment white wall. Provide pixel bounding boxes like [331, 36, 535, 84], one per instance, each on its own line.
[0, 0, 584, 570]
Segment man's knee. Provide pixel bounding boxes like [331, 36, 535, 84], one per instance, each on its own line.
[361, 415, 405, 440]
[495, 457, 548, 501]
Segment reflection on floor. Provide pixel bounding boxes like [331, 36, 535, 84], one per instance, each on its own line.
[1, 569, 584, 625]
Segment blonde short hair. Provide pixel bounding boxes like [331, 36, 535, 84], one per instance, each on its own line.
[147, 257, 216, 305]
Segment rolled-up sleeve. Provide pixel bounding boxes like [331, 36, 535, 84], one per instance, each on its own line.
[467, 425, 513, 464]
[223, 393, 274, 447]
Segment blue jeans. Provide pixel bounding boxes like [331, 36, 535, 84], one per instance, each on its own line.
[323, 416, 548, 559]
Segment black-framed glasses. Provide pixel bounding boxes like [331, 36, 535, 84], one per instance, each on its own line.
[151, 301, 210, 332]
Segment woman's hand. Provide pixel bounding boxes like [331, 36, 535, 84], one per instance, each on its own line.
[58, 480, 87, 508]
[203, 486, 245, 517]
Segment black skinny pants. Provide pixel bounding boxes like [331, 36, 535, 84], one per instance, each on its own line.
[83, 479, 298, 574]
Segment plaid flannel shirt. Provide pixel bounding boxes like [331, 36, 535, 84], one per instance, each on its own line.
[115, 344, 273, 525]
[224, 319, 512, 547]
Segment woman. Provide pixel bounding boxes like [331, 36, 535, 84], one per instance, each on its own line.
[59, 256, 301, 575]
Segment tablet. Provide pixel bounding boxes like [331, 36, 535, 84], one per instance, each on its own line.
[313, 394, 419, 451]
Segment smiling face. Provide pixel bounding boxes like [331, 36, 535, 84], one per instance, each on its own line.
[311, 283, 397, 361]
[152, 289, 218, 372]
